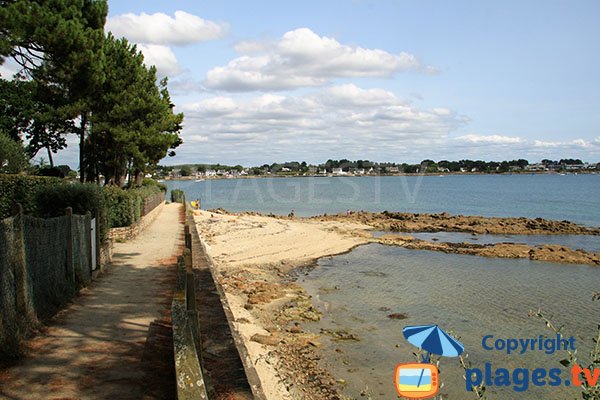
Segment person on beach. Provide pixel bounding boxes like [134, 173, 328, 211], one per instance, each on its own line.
[194, 198, 201, 210]
[288, 209, 295, 217]
[347, 209, 351, 215]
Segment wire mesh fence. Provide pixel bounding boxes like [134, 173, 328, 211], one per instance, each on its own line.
[1, 208, 94, 357]
[143, 192, 166, 216]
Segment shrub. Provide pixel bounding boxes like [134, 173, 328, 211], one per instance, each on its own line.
[33, 183, 110, 238]
[104, 184, 163, 228]
[171, 189, 184, 203]
[0, 174, 63, 218]
[142, 178, 167, 193]
[0, 131, 28, 174]
[37, 166, 65, 178]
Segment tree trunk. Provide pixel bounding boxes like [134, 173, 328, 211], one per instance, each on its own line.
[79, 112, 88, 183]
[46, 146, 54, 167]
[135, 170, 144, 186]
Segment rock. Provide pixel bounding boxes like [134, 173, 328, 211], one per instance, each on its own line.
[321, 328, 361, 341]
[387, 313, 409, 320]
[251, 334, 280, 346]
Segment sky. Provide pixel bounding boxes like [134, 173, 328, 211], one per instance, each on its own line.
[3, 0, 600, 167]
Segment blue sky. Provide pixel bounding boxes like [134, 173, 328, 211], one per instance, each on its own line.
[4, 0, 600, 167]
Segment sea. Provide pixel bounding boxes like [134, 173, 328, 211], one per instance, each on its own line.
[165, 174, 600, 399]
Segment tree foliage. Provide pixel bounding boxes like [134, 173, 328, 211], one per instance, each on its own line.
[0, 130, 28, 173]
[0, 2, 184, 184]
[88, 35, 183, 185]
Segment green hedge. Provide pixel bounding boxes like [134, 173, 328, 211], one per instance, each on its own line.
[34, 183, 110, 238]
[2, 175, 165, 235]
[142, 178, 167, 193]
[104, 185, 163, 228]
[0, 174, 64, 219]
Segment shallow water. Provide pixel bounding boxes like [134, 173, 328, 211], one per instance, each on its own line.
[298, 244, 599, 399]
[166, 174, 600, 227]
[372, 231, 600, 254]
[168, 174, 600, 398]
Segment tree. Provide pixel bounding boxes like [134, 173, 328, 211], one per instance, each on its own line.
[0, 79, 70, 166]
[0, 130, 27, 173]
[1, 0, 108, 181]
[89, 35, 183, 185]
[179, 165, 192, 177]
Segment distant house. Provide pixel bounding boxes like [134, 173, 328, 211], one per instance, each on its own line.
[308, 166, 318, 174]
[565, 164, 585, 170]
[386, 166, 399, 173]
[205, 169, 217, 177]
[525, 163, 546, 171]
[332, 167, 346, 175]
[280, 167, 291, 172]
[350, 168, 365, 175]
[318, 168, 327, 175]
[437, 167, 450, 173]
[216, 169, 227, 175]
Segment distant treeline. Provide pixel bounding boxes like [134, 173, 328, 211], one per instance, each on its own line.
[156, 158, 597, 177]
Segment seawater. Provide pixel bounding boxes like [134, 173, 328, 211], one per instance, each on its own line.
[166, 175, 600, 399]
[165, 174, 600, 226]
[298, 245, 599, 400]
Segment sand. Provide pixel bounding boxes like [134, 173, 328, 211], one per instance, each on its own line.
[195, 210, 371, 272]
[192, 208, 599, 399]
[193, 209, 373, 399]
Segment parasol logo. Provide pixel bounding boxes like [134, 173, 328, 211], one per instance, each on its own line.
[396, 324, 465, 399]
[395, 363, 439, 399]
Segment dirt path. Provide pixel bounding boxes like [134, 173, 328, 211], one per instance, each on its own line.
[0, 202, 184, 400]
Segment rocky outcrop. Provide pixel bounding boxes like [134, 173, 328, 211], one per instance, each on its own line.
[377, 234, 600, 265]
[313, 211, 600, 236]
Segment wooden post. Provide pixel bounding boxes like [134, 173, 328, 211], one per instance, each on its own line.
[94, 209, 101, 272]
[11, 204, 33, 320]
[86, 211, 93, 277]
[65, 207, 75, 282]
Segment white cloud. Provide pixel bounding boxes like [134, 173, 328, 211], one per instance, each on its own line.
[176, 84, 464, 163]
[106, 11, 228, 45]
[534, 139, 595, 148]
[137, 44, 181, 77]
[204, 28, 439, 91]
[457, 134, 525, 144]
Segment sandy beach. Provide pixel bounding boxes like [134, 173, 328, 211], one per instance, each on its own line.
[193, 209, 599, 399]
[193, 210, 374, 399]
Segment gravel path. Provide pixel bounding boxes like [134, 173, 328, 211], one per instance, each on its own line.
[0, 202, 184, 400]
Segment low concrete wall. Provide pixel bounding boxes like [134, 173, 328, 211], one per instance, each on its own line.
[107, 201, 165, 242]
[189, 216, 267, 400]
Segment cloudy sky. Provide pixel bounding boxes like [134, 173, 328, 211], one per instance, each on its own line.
[4, 0, 600, 167]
